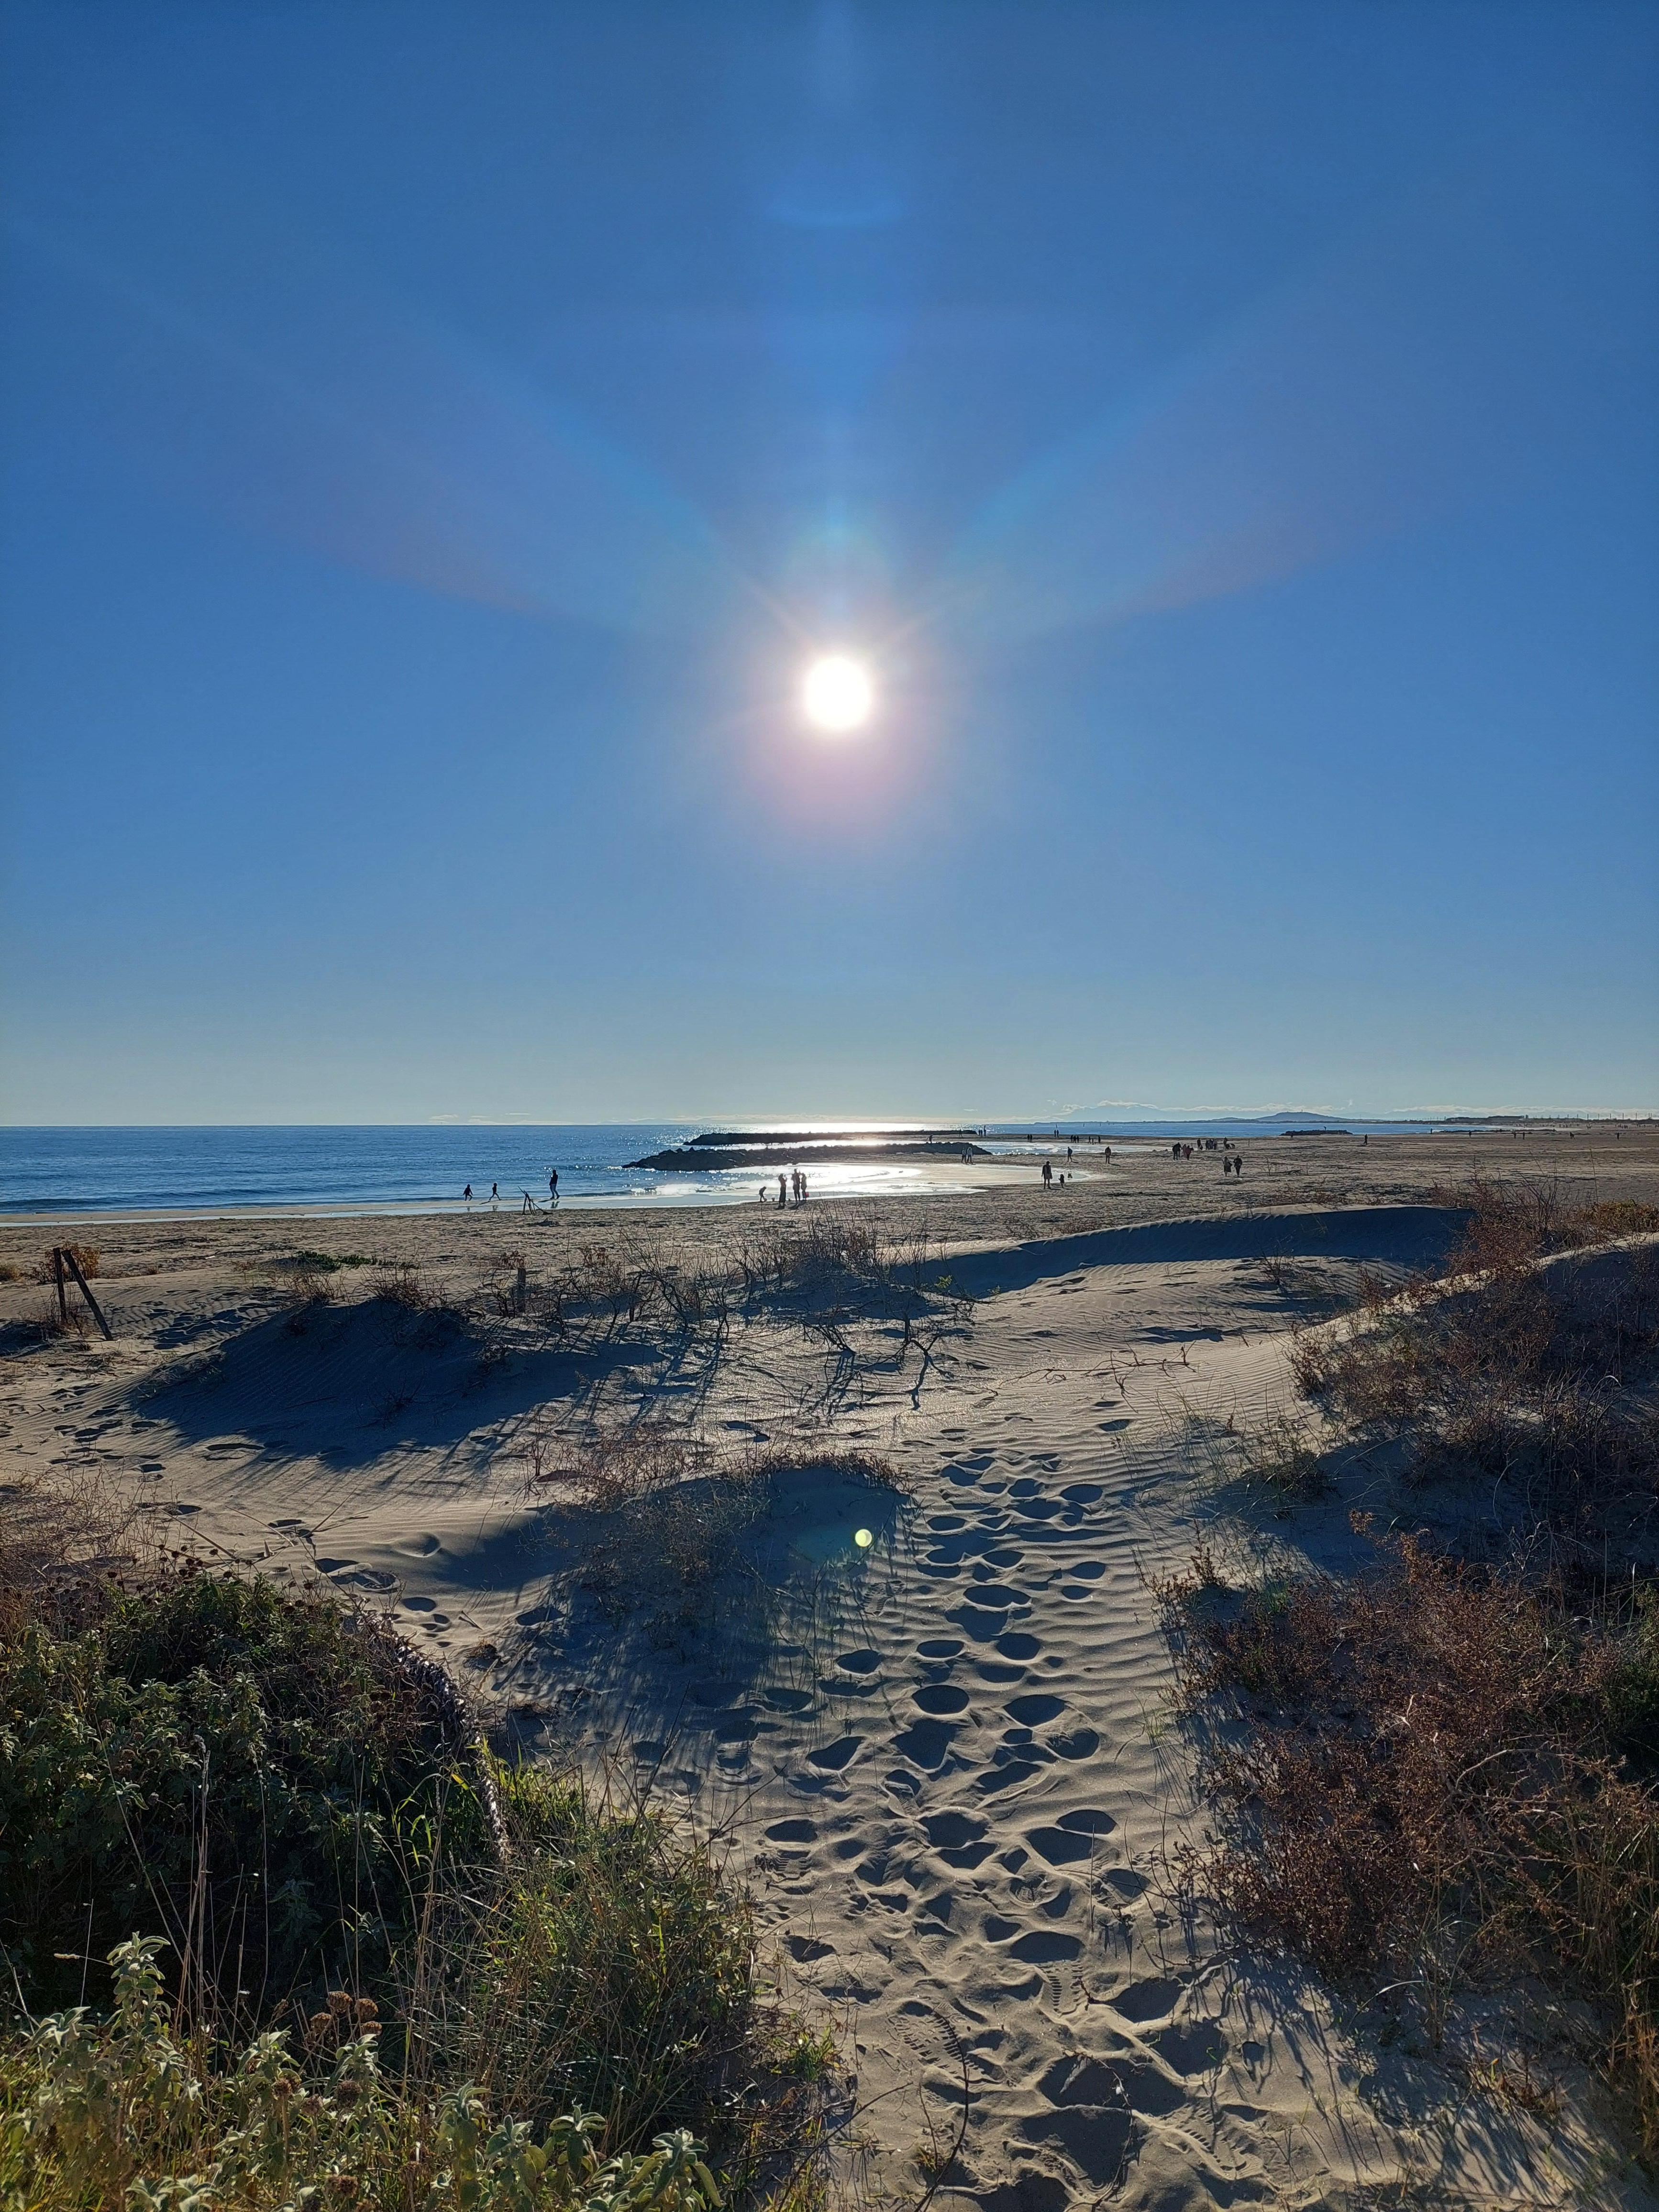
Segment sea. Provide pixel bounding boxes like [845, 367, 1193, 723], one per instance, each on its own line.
[0, 1119, 1479, 1218]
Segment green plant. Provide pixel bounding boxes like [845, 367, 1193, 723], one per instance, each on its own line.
[446, 1769, 756, 2145]
[0, 1932, 722, 2211]
[0, 1571, 491, 2021]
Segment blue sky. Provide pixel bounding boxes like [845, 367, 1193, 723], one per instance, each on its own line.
[2, 0, 1655, 1124]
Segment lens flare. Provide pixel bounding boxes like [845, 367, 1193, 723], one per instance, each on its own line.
[802, 654, 874, 732]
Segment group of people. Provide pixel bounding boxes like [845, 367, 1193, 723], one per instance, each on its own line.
[461, 1170, 558, 1211]
[763, 1168, 810, 1206]
[1040, 1159, 1073, 1188]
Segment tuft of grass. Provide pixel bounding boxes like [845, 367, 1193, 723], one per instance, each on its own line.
[376, 1261, 434, 1310]
[435, 1769, 758, 2145]
[1238, 1408, 1331, 1503]
[284, 1249, 376, 1274]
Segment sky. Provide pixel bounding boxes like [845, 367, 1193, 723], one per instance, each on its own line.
[2, 0, 1656, 1125]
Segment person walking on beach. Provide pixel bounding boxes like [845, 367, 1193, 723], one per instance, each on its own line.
[778, 1172, 787, 1207]
[1042, 1159, 1052, 1187]
[548, 1170, 559, 1204]
[464, 1185, 472, 1204]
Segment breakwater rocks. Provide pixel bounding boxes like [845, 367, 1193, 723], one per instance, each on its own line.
[629, 1137, 992, 1171]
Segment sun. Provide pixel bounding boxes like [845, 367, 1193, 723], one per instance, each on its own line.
[801, 653, 874, 733]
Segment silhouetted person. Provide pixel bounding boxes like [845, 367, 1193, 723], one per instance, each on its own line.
[549, 1170, 559, 1203]
[464, 1184, 472, 1202]
[491, 1182, 499, 1200]
[1042, 1160, 1052, 1186]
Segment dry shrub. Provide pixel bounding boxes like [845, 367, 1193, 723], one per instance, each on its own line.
[1163, 1527, 1659, 2157]
[34, 1242, 100, 1283]
[0, 1472, 144, 1641]
[376, 1261, 432, 1310]
[287, 1265, 336, 1309]
[1292, 1186, 1659, 1556]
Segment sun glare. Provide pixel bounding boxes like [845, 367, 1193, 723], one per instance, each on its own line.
[802, 653, 874, 733]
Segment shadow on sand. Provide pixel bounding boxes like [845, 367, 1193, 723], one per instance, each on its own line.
[136, 1295, 655, 1468]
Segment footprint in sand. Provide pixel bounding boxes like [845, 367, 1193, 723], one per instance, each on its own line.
[1009, 1929, 1083, 1964]
[784, 1933, 836, 1962]
[977, 1757, 1046, 1796]
[922, 1808, 985, 1850]
[1024, 1816, 1114, 1866]
[1098, 1866, 1148, 1899]
[807, 1735, 861, 1771]
[1023, 2057, 1135, 2187]
[912, 1683, 970, 1715]
[892, 1717, 957, 1769]
[319, 1560, 397, 1592]
[1153, 2020, 1226, 2074]
[1108, 1974, 1185, 2024]
[996, 1631, 1040, 1660]
[765, 1816, 818, 1844]
[1006, 1692, 1066, 1725]
[1047, 1726, 1100, 1759]
[1010, 1494, 1064, 1521]
[917, 1637, 962, 1659]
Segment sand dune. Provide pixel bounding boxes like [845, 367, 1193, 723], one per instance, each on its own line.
[4, 1128, 1659, 2204]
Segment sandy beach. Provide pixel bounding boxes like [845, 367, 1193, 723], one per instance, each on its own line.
[6, 1122, 1659, 2208]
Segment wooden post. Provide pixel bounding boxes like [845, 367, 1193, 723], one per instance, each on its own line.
[60, 1247, 112, 1341]
[52, 1247, 68, 1324]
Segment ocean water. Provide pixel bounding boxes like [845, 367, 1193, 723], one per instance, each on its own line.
[1, 1118, 1470, 1217]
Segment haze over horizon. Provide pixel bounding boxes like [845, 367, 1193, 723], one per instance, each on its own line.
[3, 1, 1656, 1125]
